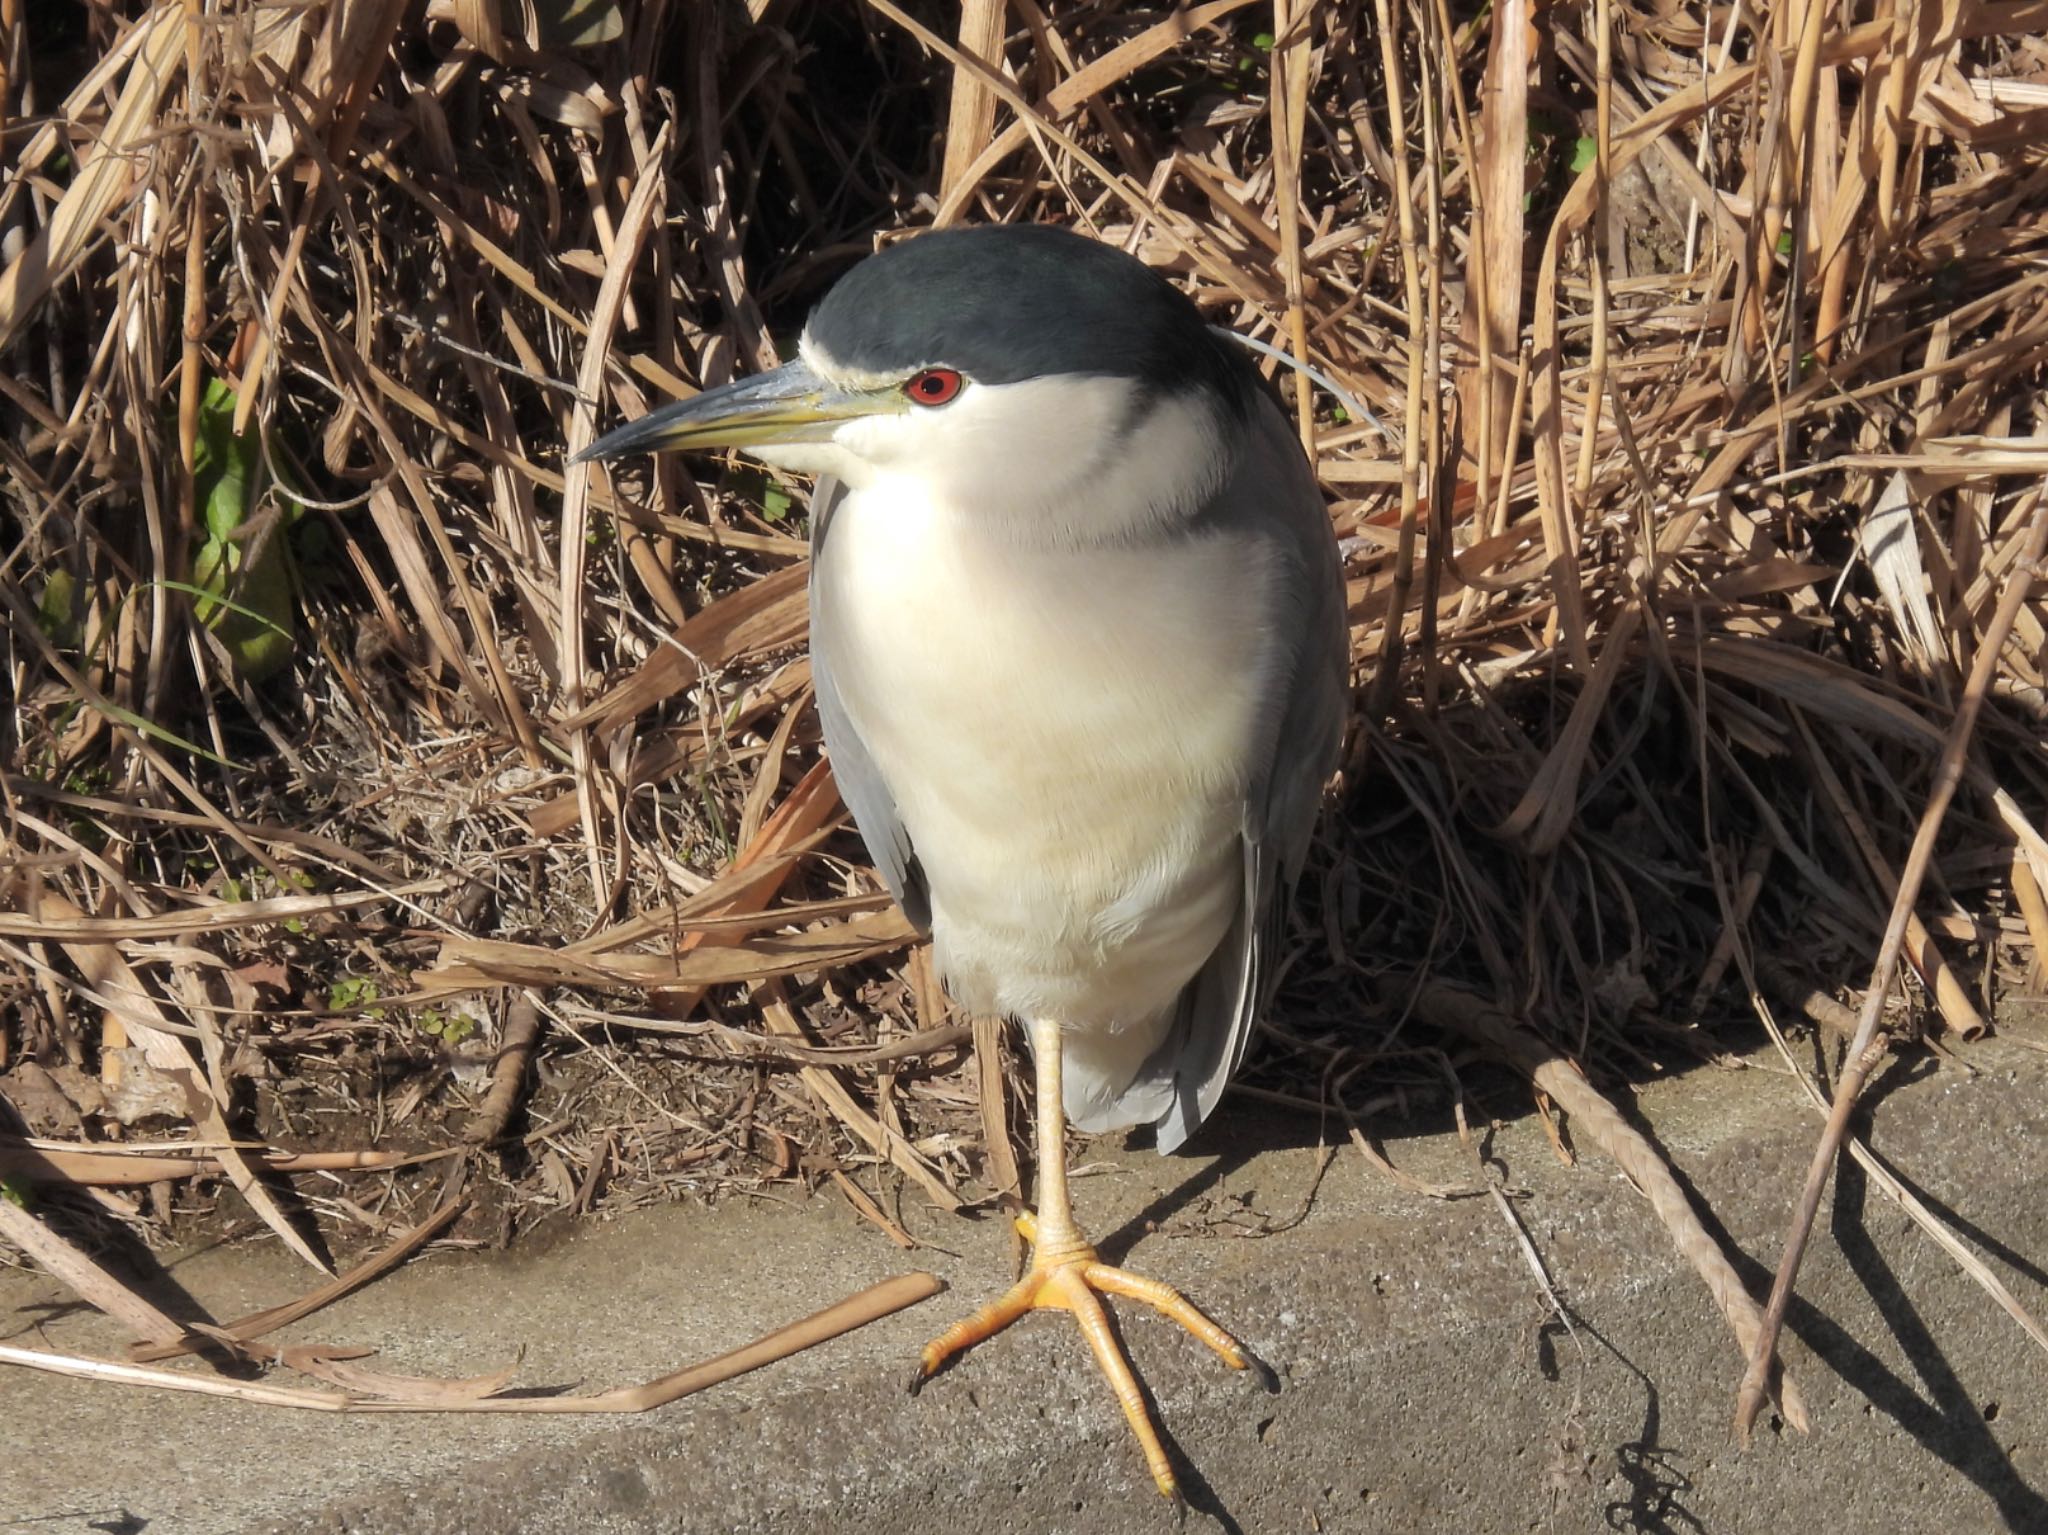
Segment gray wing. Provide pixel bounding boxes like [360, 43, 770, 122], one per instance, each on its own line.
[808, 476, 931, 933]
[1148, 398, 1349, 1152]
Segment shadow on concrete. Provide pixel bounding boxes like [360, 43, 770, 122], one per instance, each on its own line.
[1079, 1144, 1301, 1532]
[1100, 1301, 1250, 1535]
[1, 1200, 233, 1362]
[1862, 1142, 2048, 1295]
[1096, 1145, 1260, 1264]
[1603, 1065, 2048, 1535]
[1542, 1306, 1707, 1535]
[1829, 1153, 2048, 1533]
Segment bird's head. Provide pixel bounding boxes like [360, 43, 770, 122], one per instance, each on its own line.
[574, 226, 1252, 538]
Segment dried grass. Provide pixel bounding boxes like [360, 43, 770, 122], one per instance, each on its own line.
[3, 0, 2046, 1425]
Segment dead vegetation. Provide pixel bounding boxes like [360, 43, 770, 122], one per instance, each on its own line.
[2, 0, 2046, 1429]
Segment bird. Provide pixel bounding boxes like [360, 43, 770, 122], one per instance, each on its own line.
[575, 223, 1348, 1507]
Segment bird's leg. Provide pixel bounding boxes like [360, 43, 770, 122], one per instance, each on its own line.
[910, 1018, 1276, 1505]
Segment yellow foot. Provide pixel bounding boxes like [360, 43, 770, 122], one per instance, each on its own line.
[907, 1210, 1278, 1505]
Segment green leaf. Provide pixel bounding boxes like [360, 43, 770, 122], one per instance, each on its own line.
[186, 537, 300, 679]
[1251, 30, 1275, 49]
[524, 0, 623, 47]
[329, 977, 382, 1011]
[37, 570, 83, 647]
[158, 578, 295, 647]
[0, 1174, 32, 1209]
[1776, 230, 1794, 257]
[185, 379, 302, 678]
[193, 378, 258, 542]
[1570, 136, 1597, 174]
[727, 464, 796, 524]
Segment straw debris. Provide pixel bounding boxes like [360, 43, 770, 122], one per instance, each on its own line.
[3, 0, 2046, 1426]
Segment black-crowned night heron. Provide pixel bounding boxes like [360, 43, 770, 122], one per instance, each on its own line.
[576, 224, 1347, 1505]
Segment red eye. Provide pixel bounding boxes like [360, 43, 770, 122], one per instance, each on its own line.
[905, 367, 963, 406]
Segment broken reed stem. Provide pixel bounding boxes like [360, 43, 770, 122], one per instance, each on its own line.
[0, 1196, 190, 1348]
[1573, 0, 1612, 503]
[1873, 0, 1915, 239]
[464, 993, 544, 1144]
[2013, 854, 2048, 983]
[974, 1013, 1022, 1201]
[1368, 0, 1427, 720]
[1416, 0, 1447, 714]
[1271, 0, 1316, 449]
[37, 888, 332, 1274]
[1425, 0, 1484, 521]
[1735, 484, 2048, 1443]
[175, 0, 204, 569]
[0, 1143, 421, 1185]
[130, 1197, 468, 1363]
[0, 1272, 946, 1413]
[937, 0, 1006, 206]
[862, 0, 1261, 303]
[1488, 343, 1531, 542]
[760, 980, 961, 1213]
[1691, 841, 1773, 1010]
[1753, 955, 1865, 1044]
[562, 121, 673, 901]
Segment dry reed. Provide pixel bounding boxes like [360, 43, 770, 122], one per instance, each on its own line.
[2, 0, 2045, 1430]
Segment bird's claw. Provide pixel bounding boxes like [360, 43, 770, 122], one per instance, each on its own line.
[1241, 1345, 1281, 1395]
[908, 1210, 1268, 1504]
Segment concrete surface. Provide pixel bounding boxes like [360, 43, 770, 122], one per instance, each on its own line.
[4, 1038, 2048, 1534]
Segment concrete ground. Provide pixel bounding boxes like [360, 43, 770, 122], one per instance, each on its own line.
[4, 1037, 2048, 1534]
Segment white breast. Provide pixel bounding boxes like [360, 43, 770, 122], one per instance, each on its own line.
[817, 473, 1282, 1033]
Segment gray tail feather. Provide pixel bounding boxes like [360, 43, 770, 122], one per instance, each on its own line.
[1146, 882, 1260, 1153]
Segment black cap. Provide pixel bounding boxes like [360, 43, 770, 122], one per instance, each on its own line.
[805, 225, 1251, 410]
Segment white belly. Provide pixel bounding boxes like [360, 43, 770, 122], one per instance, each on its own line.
[818, 477, 1280, 1029]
